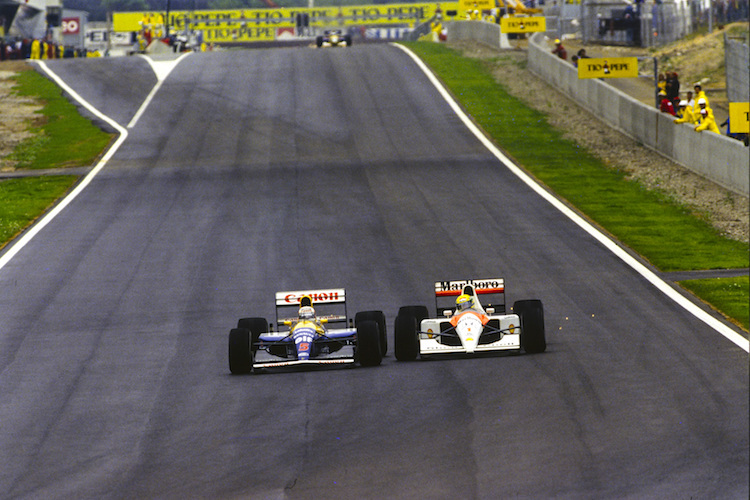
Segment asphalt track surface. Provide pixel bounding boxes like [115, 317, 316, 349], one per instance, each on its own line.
[0, 46, 747, 498]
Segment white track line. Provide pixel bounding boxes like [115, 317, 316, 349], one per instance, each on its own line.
[0, 56, 182, 272]
[128, 53, 191, 129]
[0, 61, 128, 272]
[392, 43, 749, 352]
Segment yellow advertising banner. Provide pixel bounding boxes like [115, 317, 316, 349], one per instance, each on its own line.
[500, 16, 546, 33]
[577, 57, 639, 79]
[114, 3, 458, 42]
[728, 102, 749, 133]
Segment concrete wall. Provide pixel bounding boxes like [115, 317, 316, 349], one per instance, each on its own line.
[444, 20, 509, 50]
[725, 34, 750, 103]
[443, 20, 749, 196]
[525, 31, 748, 196]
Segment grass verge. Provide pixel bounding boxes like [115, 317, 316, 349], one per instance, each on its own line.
[680, 276, 750, 330]
[9, 68, 113, 169]
[0, 176, 79, 246]
[401, 41, 748, 330]
[1, 66, 112, 251]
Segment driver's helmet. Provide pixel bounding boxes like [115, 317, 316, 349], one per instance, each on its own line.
[456, 294, 474, 311]
[299, 306, 315, 320]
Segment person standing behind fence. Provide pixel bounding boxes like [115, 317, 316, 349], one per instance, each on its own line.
[659, 90, 676, 115]
[552, 39, 567, 60]
[685, 90, 695, 109]
[693, 84, 709, 107]
[665, 72, 680, 108]
[674, 100, 696, 125]
[694, 106, 719, 134]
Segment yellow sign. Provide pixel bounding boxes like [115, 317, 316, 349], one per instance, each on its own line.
[500, 16, 546, 33]
[729, 102, 750, 133]
[577, 57, 639, 79]
[114, 3, 458, 42]
[460, 0, 494, 10]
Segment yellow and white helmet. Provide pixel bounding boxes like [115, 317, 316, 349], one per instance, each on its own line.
[456, 294, 474, 311]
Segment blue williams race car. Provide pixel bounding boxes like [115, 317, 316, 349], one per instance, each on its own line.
[228, 288, 385, 374]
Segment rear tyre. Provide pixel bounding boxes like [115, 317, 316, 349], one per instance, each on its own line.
[394, 312, 420, 361]
[356, 320, 382, 367]
[238, 317, 267, 351]
[316, 36, 323, 47]
[514, 300, 546, 353]
[228, 328, 254, 374]
[355, 310, 387, 356]
[344, 34, 352, 46]
[397, 305, 428, 323]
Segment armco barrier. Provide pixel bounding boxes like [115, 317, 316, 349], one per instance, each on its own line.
[442, 21, 748, 196]
[525, 31, 748, 196]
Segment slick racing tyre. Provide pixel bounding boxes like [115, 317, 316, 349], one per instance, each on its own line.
[316, 36, 323, 47]
[394, 307, 425, 361]
[356, 320, 382, 367]
[228, 328, 254, 374]
[513, 300, 546, 353]
[355, 310, 387, 357]
[344, 34, 352, 46]
[397, 305, 428, 324]
[237, 317, 268, 353]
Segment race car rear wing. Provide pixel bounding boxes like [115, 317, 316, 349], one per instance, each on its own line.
[434, 279, 506, 316]
[274, 288, 349, 330]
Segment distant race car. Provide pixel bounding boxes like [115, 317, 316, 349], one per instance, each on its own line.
[394, 278, 546, 361]
[316, 29, 352, 48]
[228, 288, 386, 374]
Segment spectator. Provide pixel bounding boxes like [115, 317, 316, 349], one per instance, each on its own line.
[552, 38, 567, 60]
[577, 48, 590, 59]
[665, 72, 680, 108]
[571, 54, 578, 67]
[659, 90, 675, 115]
[693, 84, 709, 107]
[657, 73, 666, 94]
[685, 90, 695, 108]
[674, 100, 696, 124]
[694, 107, 719, 134]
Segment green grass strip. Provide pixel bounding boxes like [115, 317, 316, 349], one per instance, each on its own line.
[680, 276, 750, 330]
[0, 176, 79, 247]
[9, 69, 113, 170]
[402, 42, 748, 273]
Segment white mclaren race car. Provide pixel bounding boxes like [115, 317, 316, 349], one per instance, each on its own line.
[228, 288, 386, 374]
[316, 29, 352, 47]
[394, 278, 546, 361]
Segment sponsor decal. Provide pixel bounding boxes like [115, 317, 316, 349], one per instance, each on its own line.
[578, 58, 639, 79]
[500, 17, 546, 33]
[62, 18, 80, 34]
[276, 289, 345, 305]
[435, 279, 504, 296]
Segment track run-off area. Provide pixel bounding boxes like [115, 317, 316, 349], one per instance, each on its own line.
[0, 45, 747, 498]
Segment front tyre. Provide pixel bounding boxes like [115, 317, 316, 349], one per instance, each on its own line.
[394, 312, 420, 361]
[514, 300, 546, 353]
[355, 310, 387, 357]
[228, 328, 254, 374]
[237, 317, 267, 352]
[356, 320, 382, 367]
